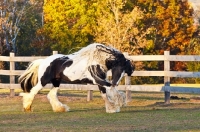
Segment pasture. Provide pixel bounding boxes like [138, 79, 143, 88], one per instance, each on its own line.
[0, 89, 200, 132]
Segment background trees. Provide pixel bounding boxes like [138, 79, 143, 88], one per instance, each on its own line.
[1, 0, 198, 56]
[0, 0, 27, 55]
[1, 0, 199, 83]
[17, 0, 44, 56]
[0, 0, 44, 56]
[129, 0, 197, 74]
[94, 0, 151, 55]
[133, 0, 196, 54]
[42, 0, 100, 53]
[41, 0, 197, 56]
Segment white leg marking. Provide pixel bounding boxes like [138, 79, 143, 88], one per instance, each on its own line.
[47, 87, 70, 112]
[19, 83, 43, 112]
[116, 71, 125, 86]
[101, 93, 116, 113]
[101, 87, 126, 113]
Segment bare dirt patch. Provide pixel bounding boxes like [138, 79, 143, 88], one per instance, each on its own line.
[190, 96, 200, 103]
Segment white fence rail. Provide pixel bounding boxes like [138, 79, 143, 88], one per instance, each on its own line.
[0, 51, 200, 103]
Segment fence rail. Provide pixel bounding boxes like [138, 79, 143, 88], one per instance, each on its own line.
[1, 51, 200, 103]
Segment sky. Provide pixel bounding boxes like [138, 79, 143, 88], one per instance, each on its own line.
[189, 0, 200, 10]
[188, 0, 200, 25]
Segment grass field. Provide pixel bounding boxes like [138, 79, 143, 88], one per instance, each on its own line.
[0, 89, 200, 132]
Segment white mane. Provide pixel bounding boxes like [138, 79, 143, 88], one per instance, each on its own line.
[71, 43, 119, 67]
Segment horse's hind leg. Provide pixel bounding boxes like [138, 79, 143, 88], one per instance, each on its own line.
[19, 83, 43, 112]
[47, 87, 70, 112]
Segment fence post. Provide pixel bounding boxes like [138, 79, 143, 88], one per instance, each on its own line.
[124, 52, 132, 103]
[87, 84, 93, 101]
[10, 52, 15, 97]
[53, 51, 58, 55]
[87, 90, 93, 101]
[125, 76, 131, 103]
[164, 51, 170, 104]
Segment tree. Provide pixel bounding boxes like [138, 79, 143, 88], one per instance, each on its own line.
[0, 0, 44, 56]
[42, 0, 155, 55]
[184, 28, 200, 83]
[0, 0, 29, 55]
[17, 0, 45, 56]
[94, 0, 153, 55]
[133, 0, 196, 55]
[43, 0, 101, 54]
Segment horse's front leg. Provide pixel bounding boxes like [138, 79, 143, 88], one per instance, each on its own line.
[99, 86, 126, 113]
[47, 87, 70, 112]
[100, 90, 115, 113]
[106, 86, 126, 112]
[88, 65, 126, 113]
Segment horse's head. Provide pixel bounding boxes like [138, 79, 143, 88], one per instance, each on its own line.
[94, 44, 134, 86]
[124, 59, 134, 76]
[105, 51, 134, 86]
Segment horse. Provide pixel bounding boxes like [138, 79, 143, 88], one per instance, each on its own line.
[18, 43, 134, 113]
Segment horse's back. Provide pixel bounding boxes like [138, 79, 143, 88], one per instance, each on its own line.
[38, 54, 66, 77]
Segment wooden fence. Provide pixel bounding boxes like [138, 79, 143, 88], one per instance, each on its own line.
[0, 51, 200, 104]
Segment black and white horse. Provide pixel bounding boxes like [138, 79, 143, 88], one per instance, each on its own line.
[18, 43, 134, 113]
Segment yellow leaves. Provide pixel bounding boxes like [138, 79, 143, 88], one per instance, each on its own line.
[168, 39, 176, 46]
[42, 0, 105, 53]
[172, 23, 178, 32]
[162, 20, 169, 34]
[131, 27, 139, 35]
[155, 5, 166, 19]
[187, 27, 196, 37]
[146, 40, 154, 50]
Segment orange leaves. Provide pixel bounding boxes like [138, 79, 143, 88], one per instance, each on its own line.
[139, 0, 196, 55]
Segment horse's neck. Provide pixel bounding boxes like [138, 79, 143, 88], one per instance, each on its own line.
[74, 48, 108, 67]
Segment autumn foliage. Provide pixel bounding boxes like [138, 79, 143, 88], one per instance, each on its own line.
[133, 0, 196, 54]
[43, 0, 99, 53]
[130, 0, 197, 72]
[42, 0, 197, 56]
[41, 0, 198, 73]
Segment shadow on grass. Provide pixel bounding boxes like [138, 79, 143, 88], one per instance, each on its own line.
[38, 90, 102, 98]
[132, 96, 164, 101]
[120, 103, 200, 115]
[68, 107, 105, 112]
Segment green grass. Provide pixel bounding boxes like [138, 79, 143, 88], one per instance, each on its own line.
[0, 90, 200, 132]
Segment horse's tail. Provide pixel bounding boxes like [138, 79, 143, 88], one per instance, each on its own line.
[18, 59, 43, 93]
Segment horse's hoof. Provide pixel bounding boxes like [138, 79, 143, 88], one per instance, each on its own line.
[106, 110, 116, 113]
[23, 106, 32, 112]
[53, 107, 68, 112]
[52, 104, 70, 112]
